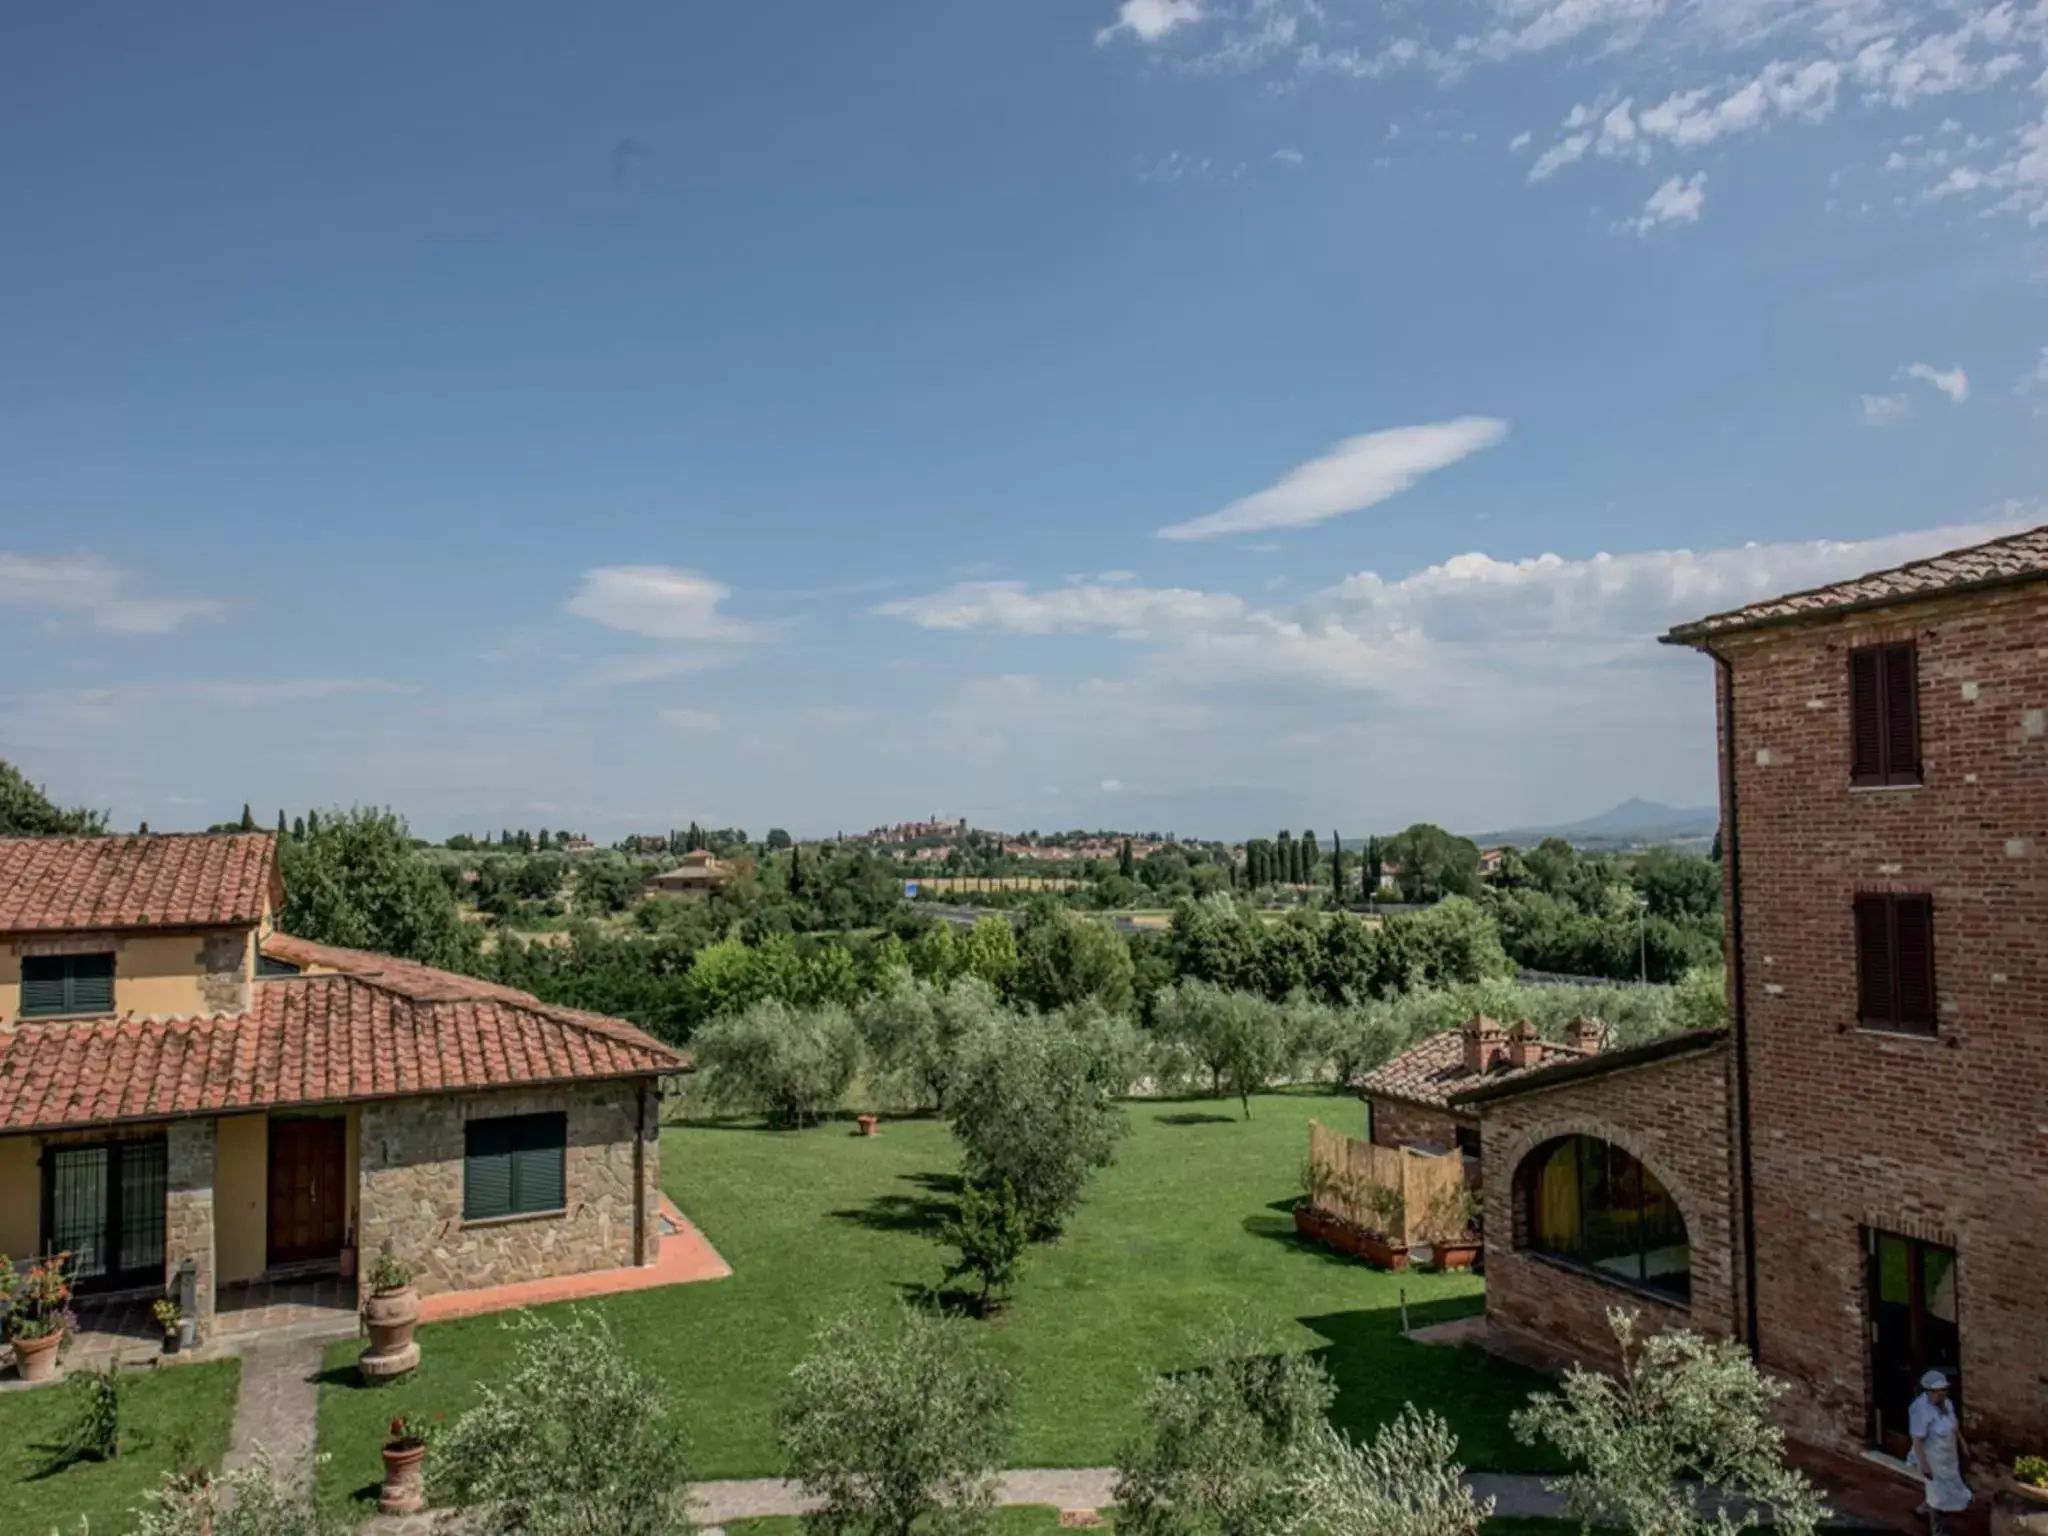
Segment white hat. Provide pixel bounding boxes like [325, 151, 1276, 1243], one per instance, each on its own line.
[1920, 1370, 1950, 1391]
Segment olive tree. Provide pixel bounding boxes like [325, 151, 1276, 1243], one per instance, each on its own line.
[778, 1306, 1014, 1536]
[694, 998, 861, 1127]
[1512, 1310, 1827, 1536]
[432, 1310, 691, 1536]
[1285, 1408, 1493, 1536]
[128, 1450, 334, 1536]
[1150, 982, 1286, 1117]
[855, 976, 1006, 1112]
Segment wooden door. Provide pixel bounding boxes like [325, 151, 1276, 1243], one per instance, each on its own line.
[268, 1118, 347, 1268]
[1866, 1230, 1961, 1455]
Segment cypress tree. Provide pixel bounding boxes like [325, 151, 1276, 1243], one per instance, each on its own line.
[1331, 829, 1345, 904]
[1277, 830, 1294, 887]
[292, 816, 306, 841]
[1302, 830, 1320, 886]
[275, 809, 287, 837]
[308, 808, 322, 837]
[1119, 837, 1135, 880]
[239, 803, 256, 832]
[138, 820, 150, 834]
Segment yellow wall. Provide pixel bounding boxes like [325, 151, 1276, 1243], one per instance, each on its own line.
[0, 1137, 38, 1259]
[216, 1115, 268, 1284]
[1, 927, 253, 1023]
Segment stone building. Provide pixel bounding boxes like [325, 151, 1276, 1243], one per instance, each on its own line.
[1458, 523, 2048, 1476]
[0, 833, 686, 1340]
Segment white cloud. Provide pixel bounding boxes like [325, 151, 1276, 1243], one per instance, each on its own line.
[1098, 0, 1205, 46]
[1271, 147, 1305, 165]
[1861, 392, 1913, 425]
[1529, 130, 1593, 180]
[1509, 130, 1533, 151]
[1153, 417, 1510, 541]
[0, 553, 227, 635]
[1626, 172, 1708, 233]
[563, 566, 771, 642]
[874, 581, 1247, 637]
[1902, 362, 1970, 402]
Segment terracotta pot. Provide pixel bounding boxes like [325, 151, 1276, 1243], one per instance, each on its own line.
[2011, 1481, 2048, 1508]
[1430, 1240, 1482, 1272]
[379, 1441, 427, 1515]
[10, 1329, 62, 1384]
[1360, 1233, 1410, 1272]
[856, 1114, 879, 1137]
[361, 1286, 422, 1381]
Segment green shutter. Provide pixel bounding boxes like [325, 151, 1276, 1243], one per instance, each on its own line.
[511, 1115, 567, 1213]
[463, 1119, 515, 1220]
[20, 958, 69, 1016]
[69, 955, 115, 1013]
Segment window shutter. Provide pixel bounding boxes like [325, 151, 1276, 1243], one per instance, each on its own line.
[1855, 896, 1895, 1026]
[69, 955, 115, 1013]
[20, 959, 70, 1017]
[1882, 643, 1920, 786]
[463, 1119, 515, 1220]
[1893, 897, 1935, 1031]
[513, 1115, 567, 1212]
[1850, 649, 1885, 783]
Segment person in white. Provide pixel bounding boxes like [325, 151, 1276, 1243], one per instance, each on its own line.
[1909, 1369, 1971, 1535]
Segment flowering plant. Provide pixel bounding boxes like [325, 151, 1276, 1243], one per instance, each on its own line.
[386, 1414, 441, 1451]
[152, 1297, 182, 1339]
[1, 1252, 76, 1341]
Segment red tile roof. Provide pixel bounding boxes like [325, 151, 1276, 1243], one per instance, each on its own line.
[1663, 524, 2048, 646]
[1358, 1022, 1593, 1111]
[0, 834, 280, 935]
[0, 942, 688, 1132]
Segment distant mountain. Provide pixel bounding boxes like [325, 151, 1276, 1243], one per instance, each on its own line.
[1470, 798, 1719, 850]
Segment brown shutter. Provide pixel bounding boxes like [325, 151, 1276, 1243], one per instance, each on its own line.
[1882, 643, 1920, 785]
[1850, 649, 1884, 784]
[1893, 896, 1935, 1032]
[1855, 895, 1894, 1026]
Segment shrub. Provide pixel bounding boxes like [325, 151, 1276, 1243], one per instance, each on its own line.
[432, 1310, 691, 1536]
[694, 998, 861, 1127]
[1013, 907, 1135, 1015]
[939, 1180, 1030, 1314]
[1116, 1316, 1336, 1536]
[856, 977, 1005, 1113]
[2015, 1455, 2048, 1489]
[1045, 997, 1151, 1097]
[368, 1253, 411, 1293]
[778, 1305, 1014, 1536]
[1284, 1406, 1493, 1536]
[1512, 1308, 1827, 1536]
[1150, 982, 1285, 1118]
[47, 1364, 125, 1469]
[948, 1017, 1127, 1239]
[128, 1448, 334, 1536]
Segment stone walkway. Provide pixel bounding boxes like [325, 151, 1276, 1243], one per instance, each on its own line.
[225, 1325, 356, 1496]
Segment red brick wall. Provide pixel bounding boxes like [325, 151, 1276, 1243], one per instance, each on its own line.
[1475, 1044, 1738, 1368]
[1367, 1095, 1474, 1154]
[1717, 587, 2048, 1459]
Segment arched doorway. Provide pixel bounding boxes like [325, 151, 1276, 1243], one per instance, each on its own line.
[1516, 1135, 1691, 1302]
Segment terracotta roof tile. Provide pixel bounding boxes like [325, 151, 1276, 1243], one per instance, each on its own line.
[0, 833, 279, 934]
[1358, 1021, 1591, 1111]
[1663, 524, 2048, 645]
[0, 966, 688, 1132]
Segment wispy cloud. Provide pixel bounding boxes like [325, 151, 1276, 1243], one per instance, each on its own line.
[1153, 418, 1510, 542]
[0, 553, 228, 635]
[1097, 0, 1204, 46]
[1624, 172, 1707, 234]
[1861, 392, 1914, 426]
[875, 581, 1246, 636]
[1901, 362, 1970, 403]
[563, 566, 771, 643]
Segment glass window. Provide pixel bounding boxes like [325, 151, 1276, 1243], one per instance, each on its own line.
[463, 1112, 567, 1220]
[1518, 1135, 1690, 1301]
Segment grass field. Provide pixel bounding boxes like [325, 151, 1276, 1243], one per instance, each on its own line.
[0, 1357, 241, 1534]
[316, 1093, 1553, 1519]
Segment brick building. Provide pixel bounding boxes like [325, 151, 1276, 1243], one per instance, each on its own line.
[1457, 523, 2048, 1473]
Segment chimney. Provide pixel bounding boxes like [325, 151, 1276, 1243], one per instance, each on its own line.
[1461, 1014, 1506, 1075]
[1567, 1016, 1606, 1055]
[1506, 1018, 1544, 1069]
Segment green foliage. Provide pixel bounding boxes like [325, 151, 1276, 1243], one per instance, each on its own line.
[940, 1179, 1030, 1314]
[1151, 982, 1285, 1117]
[2014, 1455, 2048, 1489]
[0, 759, 104, 836]
[368, 1253, 411, 1293]
[278, 808, 478, 970]
[777, 1306, 1014, 1536]
[948, 1015, 1127, 1239]
[1671, 965, 1729, 1034]
[129, 1448, 336, 1536]
[50, 1366, 125, 1469]
[432, 1310, 692, 1536]
[694, 999, 861, 1127]
[1115, 1316, 1336, 1536]
[1380, 825, 1483, 903]
[855, 976, 1006, 1112]
[1377, 899, 1513, 992]
[1013, 906, 1135, 1015]
[1512, 1309, 1827, 1536]
[573, 857, 643, 917]
[957, 916, 1021, 993]
[1284, 1407, 1493, 1536]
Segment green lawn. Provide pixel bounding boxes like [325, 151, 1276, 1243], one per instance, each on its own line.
[316, 1093, 1554, 1519]
[0, 1357, 240, 1534]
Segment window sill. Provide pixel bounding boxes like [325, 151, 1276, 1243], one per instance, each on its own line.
[461, 1208, 568, 1230]
[16, 1009, 116, 1024]
[1520, 1250, 1692, 1310]
[1848, 782, 1924, 793]
[1854, 1024, 1942, 1043]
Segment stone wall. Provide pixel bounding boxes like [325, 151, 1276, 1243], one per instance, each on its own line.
[1474, 1040, 1737, 1371]
[1715, 585, 2048, 1459]
[197, 930, 250, 1014]
[165, 1118, 217, 1341]
[356, 1081, 656, 1300]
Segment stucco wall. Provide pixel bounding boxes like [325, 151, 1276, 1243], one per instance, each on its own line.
[0, 1136, 38, 1258]
[1, 927, 253, 1022]
[356, 1081, 655, 1300]
[215, 1114, 268, 1284]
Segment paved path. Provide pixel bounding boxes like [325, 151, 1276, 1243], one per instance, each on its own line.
[224, 1328, 349, 1496]
[361, 1467, 1572, 1533]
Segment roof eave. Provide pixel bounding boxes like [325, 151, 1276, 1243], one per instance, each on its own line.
[1661, 566, 2048, 651]
[1448, 1027, 1728, 1106]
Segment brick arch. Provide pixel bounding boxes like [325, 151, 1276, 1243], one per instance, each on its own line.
[1499, 1115, 1705, 1253]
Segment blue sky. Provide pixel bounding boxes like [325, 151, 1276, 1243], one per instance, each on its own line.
[4, 1, 2046, 840]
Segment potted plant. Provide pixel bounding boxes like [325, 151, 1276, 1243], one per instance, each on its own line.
[3, 1252, 76, 1383]
[379, 1414, 433, 1514]
[153, 1297, 182, 1356]
[1422, 1187, 1482, 1272]
[2013, 1456, 2048, 1507]
[856, 1113, 880, 1137]
[360, 1253, 422, 1382]
[1356, 1183, 1410, 1272]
